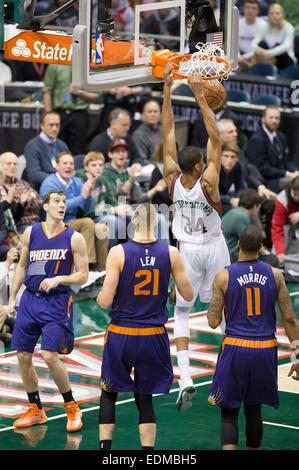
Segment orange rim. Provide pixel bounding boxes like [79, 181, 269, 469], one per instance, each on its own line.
[169, 54, 232, 80]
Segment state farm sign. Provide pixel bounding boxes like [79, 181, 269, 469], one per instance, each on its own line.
[4, 29, 141, 67]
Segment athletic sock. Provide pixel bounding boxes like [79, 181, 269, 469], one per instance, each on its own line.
[27, 391, 43, 410]
[142, 446, 154, 450]
[177, 350, 190, 380]
[100, 440, 112, 450]
[61, 390, 75, 403]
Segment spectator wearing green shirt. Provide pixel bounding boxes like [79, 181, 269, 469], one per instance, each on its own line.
[76, 151, 132, 249]
[43, 64, 101, 155]
[222, 188, 278, 266]
[103, 140, 170, 244]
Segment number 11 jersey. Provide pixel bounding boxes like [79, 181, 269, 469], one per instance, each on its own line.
[170, 173, 223, 243]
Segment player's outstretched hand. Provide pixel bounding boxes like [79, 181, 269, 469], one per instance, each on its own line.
[187, 73, 205, 98]
[164, 64, 173, 88]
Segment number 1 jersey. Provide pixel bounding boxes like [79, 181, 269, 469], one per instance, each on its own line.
[109, 240, 171, 327]
[170, 173, 222, 243]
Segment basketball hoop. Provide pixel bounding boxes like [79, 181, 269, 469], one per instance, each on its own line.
[152, 42, 232, 81]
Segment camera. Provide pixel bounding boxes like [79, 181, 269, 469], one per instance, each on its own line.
[14, 247, 21, 263]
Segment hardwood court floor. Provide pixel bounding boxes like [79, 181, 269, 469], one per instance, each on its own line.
[0, 282, 298, 453]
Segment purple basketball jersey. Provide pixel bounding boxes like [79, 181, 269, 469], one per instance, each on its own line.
[24, 222, 75, 294]
[109, 240, 171, 327]
[224, 260, 278, 337]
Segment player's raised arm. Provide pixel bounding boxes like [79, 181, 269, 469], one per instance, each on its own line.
[162, 65, 181, 190]
[187, 74, 222, 188]
[97, 245, 124, 309]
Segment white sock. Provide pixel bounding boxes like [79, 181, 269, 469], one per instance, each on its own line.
[177, 350, 190, 380]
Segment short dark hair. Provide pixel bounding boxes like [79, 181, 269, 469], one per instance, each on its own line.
[177, 146, 203, 174]
[239, 225, 263, 253]
[43, 189, 66, 205]
[221, 142, 240, 156]
[239, 189, 262, 209]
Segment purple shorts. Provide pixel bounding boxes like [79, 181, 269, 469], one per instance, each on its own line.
[208, 335, 279, 409]
[101, 323, 174, 394]
[11, 289, 74, 354]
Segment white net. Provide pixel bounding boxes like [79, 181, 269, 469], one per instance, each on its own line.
[173, 42, 231, 80]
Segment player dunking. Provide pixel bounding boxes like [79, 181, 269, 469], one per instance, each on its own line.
[162, 66, 230, 411]
[207, 225, 299, 450]
[97, 202, 194, 450]
[8, 190, 89, 432]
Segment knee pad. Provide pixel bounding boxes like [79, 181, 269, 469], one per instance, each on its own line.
[220, 407, 239, 447]
[244, 404, 263, 448]
[173, 306, 190, 339]
[134, 393, 156, 424]
[98, 390, 118, 424]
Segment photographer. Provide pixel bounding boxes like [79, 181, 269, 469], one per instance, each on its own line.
[0, 235, 24, 345]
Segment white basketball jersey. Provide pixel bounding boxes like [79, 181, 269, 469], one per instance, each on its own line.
[170, 173, 222, 243]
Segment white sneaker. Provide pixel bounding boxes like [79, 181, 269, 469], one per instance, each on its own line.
[176, 377, 196, 411]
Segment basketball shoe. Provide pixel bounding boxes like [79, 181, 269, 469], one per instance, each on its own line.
[64, 401, 83, 432]
[13, 404, 47, 428]
[176, 377, 196, 411]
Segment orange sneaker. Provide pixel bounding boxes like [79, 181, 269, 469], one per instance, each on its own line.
[13, 404, 47, 428]
[64, 401, 83, 432]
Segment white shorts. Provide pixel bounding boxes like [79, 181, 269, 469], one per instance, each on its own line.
[175, 234, 230, 307]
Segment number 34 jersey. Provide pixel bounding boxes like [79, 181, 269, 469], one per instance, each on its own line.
[224, 260, 278, 338]
[170, 173, 222, 243]
[109, 240, 171, 327]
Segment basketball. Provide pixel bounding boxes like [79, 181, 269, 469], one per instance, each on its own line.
[203, 79, 226, 111]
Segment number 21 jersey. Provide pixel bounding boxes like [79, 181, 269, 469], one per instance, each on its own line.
[109, 240, 171, 327]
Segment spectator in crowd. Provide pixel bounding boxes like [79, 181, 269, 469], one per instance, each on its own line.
[111, 0, 134, 36]
[246, 106, 299, 194]
[278, 0, 299, 31]
[142, 0, 181, 51]
[132, 100, 163, 166]
[43, 64, 101, 155]
[0, 202, 9, 261]
[250, 3, 297, 70]
[271, 175, 299, 265]
[190, 93, 243, 152]
[219, 142, 248, 214]
[97, 85, 151, 133]
[238, 0, 267, 68]
[103, 140, 170, 244]
[222, 188, 278, 266]
[218, 118, 276, 243]
[24, 111, 69, 191]
[89, 108, 142, 165]
[149, 138, 176, 210]
[75, 151, 131, 249]
[0, 152, 41, 233]
[39, 151, 109, 272]
[0, 235, 25, 345]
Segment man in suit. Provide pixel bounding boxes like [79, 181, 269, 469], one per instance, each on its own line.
[246, 106, 299, 194]
[89, 108, 142, 165]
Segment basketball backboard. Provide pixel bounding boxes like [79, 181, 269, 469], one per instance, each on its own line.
[71, 0, 239, 90]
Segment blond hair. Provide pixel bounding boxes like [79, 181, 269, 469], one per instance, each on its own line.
[83, 151, 105, 167]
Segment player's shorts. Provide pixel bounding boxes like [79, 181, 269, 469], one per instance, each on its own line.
[175, 233, 230, 306]
[100, 323, 174, 394]
[208, 335, 279, 409]
[11, 289, 74, 354]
